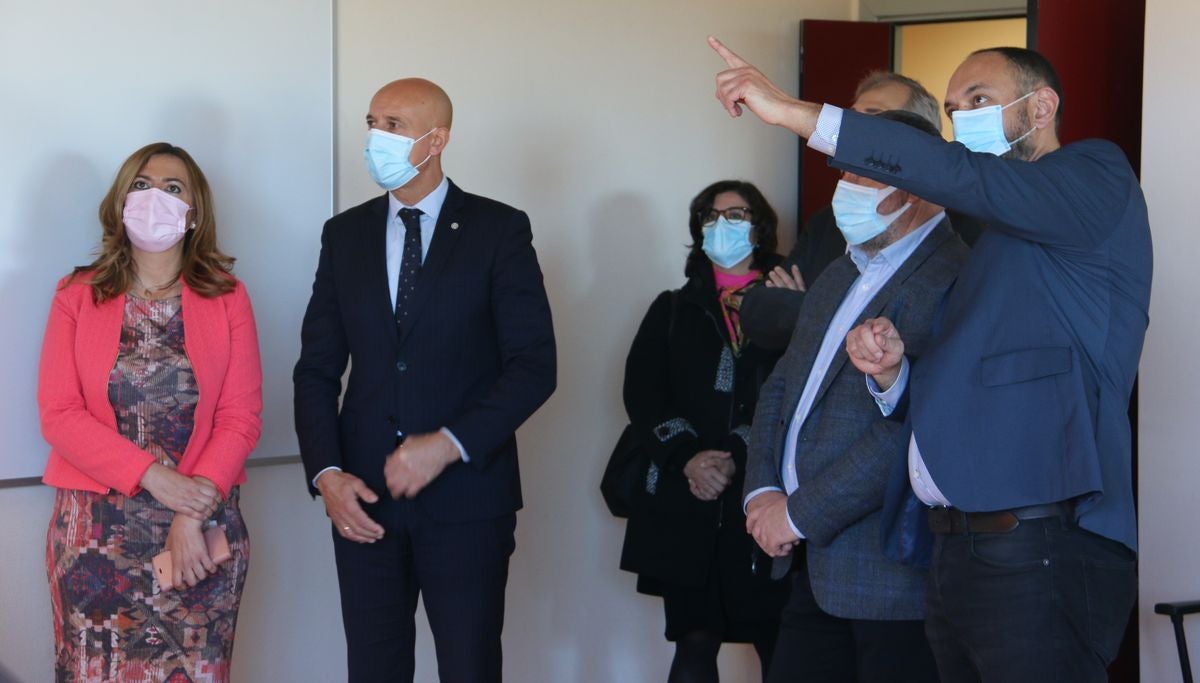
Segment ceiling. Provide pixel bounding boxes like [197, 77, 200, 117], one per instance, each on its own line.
[859, 0, 1027, 22]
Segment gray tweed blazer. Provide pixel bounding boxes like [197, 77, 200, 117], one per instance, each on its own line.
[744, 218, 967, 620]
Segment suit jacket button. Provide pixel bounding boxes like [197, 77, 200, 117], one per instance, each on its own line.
[396, 361, 408, 372]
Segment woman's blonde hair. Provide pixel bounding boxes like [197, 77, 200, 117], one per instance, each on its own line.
[71, 142, 235, 302]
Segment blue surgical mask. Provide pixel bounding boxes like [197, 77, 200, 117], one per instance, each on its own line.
[364, 128, 435, 190]
[951, 91, 1036, 156]
[830, 180, 912, 246]
[701, 217, 754, 269]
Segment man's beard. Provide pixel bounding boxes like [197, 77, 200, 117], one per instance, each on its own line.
[1005, 107, 1037, 161]
[859, 225, 898, 255]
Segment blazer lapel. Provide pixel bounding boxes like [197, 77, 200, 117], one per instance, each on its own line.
[809, 219, 953, 408]
[180, 285, 215, 396]
[777, 255, 860, 456]
[396, 180, 467, 347]
[363, 195, 398, 343]
[83, 292, 126, 404]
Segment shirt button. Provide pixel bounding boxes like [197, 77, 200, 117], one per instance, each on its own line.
[396, 361, 408, 372]
[913, 470, 921, 479]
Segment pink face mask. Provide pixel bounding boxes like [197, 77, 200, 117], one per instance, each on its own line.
[122, 188, 192, 252]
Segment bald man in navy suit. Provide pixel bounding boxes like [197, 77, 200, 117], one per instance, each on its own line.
[294, 78, 556, 683]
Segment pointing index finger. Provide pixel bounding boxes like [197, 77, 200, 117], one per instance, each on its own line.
[707, 35, 748, 68]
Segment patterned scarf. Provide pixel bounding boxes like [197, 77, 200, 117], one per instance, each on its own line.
[713, 267, 762, 355]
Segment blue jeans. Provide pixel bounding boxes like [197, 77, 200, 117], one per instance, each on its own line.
[924, 516, 1136, 682]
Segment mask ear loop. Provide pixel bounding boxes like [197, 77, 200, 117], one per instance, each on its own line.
[1001, 91, 1039, 147]
[874, 186, 913, 224]
[411, 127, 440, 170]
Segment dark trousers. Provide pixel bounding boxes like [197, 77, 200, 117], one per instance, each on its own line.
[766, 558, 938, 683]
[924, 516, 1136, 682]
[331, 497, 517, 683]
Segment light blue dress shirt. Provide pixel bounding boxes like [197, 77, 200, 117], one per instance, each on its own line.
[744, 211, 944, 535]
[386, 176, 448, 308]
[809, 103, 954, 508]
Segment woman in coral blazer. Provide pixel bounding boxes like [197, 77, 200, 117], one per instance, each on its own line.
[38, 142, 262, 683]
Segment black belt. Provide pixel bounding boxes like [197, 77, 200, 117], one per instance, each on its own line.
[927, 501, 1075, 534]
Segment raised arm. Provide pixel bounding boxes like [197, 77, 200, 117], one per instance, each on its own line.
[709, 36, 822, 136]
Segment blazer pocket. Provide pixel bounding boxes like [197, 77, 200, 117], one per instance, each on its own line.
[980, 346, 1072, 387]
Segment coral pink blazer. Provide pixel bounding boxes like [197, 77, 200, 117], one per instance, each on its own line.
[38, 274, 263, 497]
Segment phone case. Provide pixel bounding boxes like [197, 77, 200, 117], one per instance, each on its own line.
[153, 525, 232, 591]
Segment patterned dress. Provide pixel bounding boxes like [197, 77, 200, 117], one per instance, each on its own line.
[46, 294, 249, 683]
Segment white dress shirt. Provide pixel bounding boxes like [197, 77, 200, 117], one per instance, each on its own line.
[868, 361, 953, 507]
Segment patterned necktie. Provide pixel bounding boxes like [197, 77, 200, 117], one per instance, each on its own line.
[395, 208, 423, 324]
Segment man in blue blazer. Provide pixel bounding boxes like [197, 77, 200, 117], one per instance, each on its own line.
[293, 78, 557, 683]
[743, 109, 967, 682]
[710, 39, 1150, 681]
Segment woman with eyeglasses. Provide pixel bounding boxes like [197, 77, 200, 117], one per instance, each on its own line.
[619, 180, 789, 682]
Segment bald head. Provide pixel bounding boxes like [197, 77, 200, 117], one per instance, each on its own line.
[369, 78, 453, 134]
[365, 78, 454, 201]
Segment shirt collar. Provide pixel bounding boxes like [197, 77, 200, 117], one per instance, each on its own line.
[847, 211, 945, 273]
[386, 175, 450, 225]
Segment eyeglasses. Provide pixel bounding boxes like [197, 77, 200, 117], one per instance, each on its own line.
[699, 206, 752, 226]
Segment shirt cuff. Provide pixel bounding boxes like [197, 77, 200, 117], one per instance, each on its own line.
[785, 509, 806, 540]
[866, 356, 911, 417]
[806, 104, 844, 156]
[312, 466, 342, 490]
[440, 427, 469, 462]
[743, 486, 784, 514]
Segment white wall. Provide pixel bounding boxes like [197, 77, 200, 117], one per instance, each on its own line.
[0, 0, 333, 480]
[1139, 1, 1200, 681]
[0, 0, 852, 680]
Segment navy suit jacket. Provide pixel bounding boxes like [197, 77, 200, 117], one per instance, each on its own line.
[831, 111, 1152, 551]
[293, 179, 557, 522]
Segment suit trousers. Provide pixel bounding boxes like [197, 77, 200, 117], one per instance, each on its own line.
[766, 547, 938, 683]
[924, 516, 1136, 682]
[331, 496, 517, 683]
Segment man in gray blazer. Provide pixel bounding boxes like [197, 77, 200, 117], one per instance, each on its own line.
[742, 110, 967, 682]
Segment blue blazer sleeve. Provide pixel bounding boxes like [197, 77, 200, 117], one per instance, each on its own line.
[830, 110, 1135, 251]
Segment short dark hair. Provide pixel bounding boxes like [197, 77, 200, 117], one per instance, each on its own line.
[877, 109, 942, 138]
[685, 180, 778, 277]
[972, 47, 1064, 130]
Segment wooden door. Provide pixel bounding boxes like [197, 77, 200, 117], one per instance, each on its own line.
[797, 20, 892, 225]
[1031, 1, 1147, 679]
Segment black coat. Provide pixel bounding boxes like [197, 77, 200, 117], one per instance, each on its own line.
[619, 259, 787, 619]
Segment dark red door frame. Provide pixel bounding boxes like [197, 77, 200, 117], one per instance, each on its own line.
[796, 20, 892, 226]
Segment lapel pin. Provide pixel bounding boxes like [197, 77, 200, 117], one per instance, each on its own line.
[450, 222, 460, 230]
